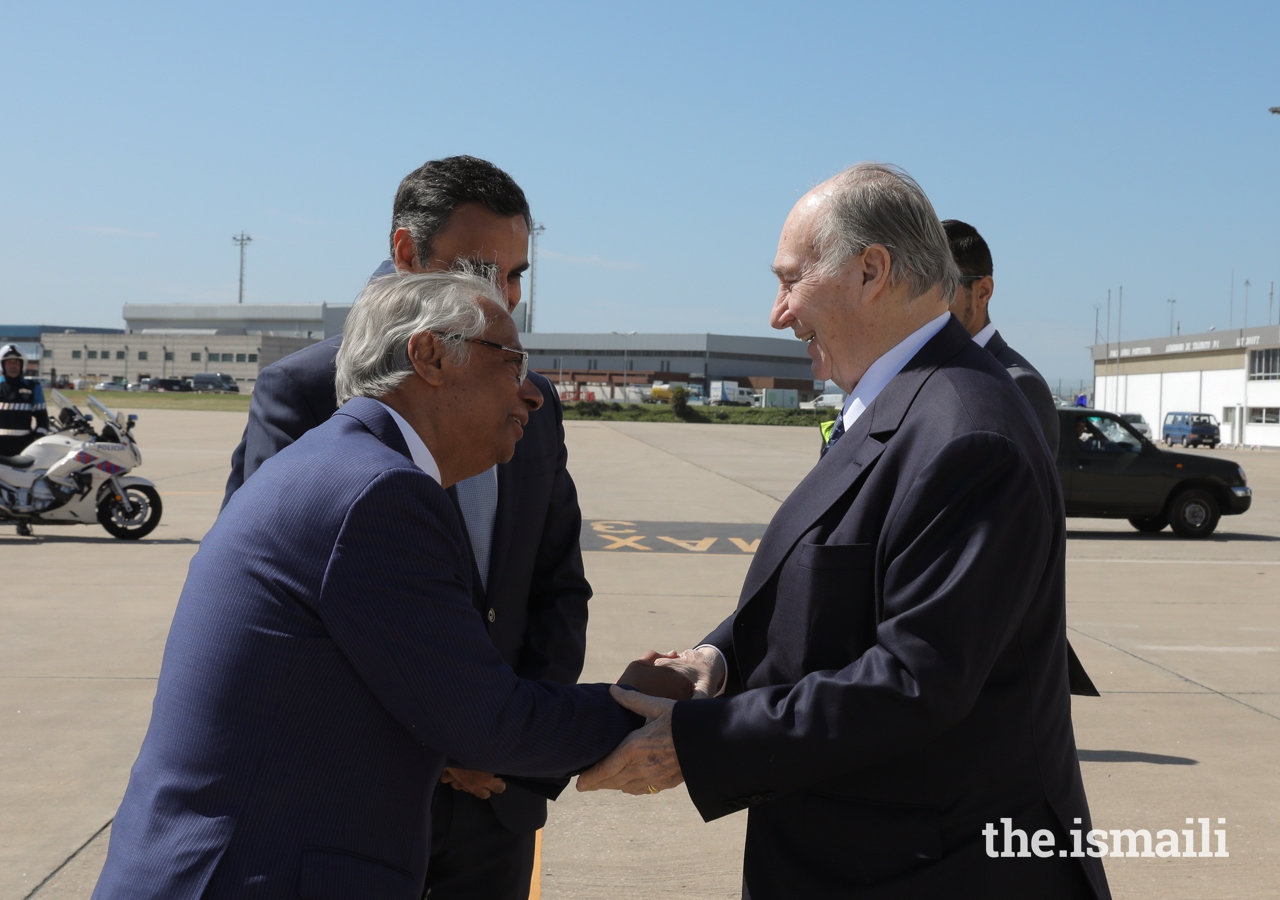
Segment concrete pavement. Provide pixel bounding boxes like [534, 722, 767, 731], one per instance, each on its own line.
[2, 412, 1276, 898]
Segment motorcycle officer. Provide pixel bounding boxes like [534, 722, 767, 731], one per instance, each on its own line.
[0, 345, 50, 458]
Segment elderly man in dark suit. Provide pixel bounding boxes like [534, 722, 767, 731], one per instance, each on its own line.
[222, 157, 588, 899]
[942, 218, 1097, 698]
[580, 164, 1110, 899]
[93, 272, 640, 900]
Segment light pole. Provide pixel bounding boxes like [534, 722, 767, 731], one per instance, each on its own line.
[1167, 298, 1176, 336]
[527, 222, 545, 332]
[232, 232, 252, 304]
[204, 346, 209, 373]
[162, 344, 168, 378]
[1244, 279, 1250, 329]
[123, 343, 129, 384]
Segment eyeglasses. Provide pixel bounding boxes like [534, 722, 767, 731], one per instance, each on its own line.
[957, 274, 990, 285]
[434, 333, 529, 383]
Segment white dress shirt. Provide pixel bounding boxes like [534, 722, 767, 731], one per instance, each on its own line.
[375, 401, 441, 484]
[972, 320, 996, 349]
[839, 311, 952, 432]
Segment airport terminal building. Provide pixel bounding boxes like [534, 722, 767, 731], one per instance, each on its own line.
[24, 303, 819, 396]
[1091, 324, 1280, 447]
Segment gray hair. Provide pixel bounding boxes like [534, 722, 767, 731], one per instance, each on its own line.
[335, 271, 503, 405]
[812, 162, 959, 302]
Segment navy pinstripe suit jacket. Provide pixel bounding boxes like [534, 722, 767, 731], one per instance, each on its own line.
[92, 398, 636, 900]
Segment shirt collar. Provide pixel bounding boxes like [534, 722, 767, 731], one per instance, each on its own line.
[842, 311, 951, 431]
[375, 400, 441, 484]
[973, 320, 997, 348]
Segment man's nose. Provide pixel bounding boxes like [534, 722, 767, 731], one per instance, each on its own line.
[770, 293, 794, 331]
[519, 377, 544, 411]
[502, 279, 521, 312]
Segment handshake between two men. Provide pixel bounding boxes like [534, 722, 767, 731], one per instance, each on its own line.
[573, 648, 725, 795]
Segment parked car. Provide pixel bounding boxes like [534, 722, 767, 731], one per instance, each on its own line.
[149, 378, 193, 392]
[93, 381, 127, 391]
[811, 393, 847, 409]
[1119, 412, 1150, 438]
[1057, 408, 1250, 537]
[1162, 411, 1220, 448]
[188, 372, 240, 393]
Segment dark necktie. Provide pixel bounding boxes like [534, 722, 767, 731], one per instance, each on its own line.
[821, 415, 846, 458]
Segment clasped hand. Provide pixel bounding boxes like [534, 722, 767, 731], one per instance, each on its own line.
[576, 647, 723, 795]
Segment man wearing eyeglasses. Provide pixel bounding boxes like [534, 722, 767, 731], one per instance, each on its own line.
[222, 157, 592, 900]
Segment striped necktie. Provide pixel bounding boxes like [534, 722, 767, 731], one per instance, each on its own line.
[821, 415, 846, 458]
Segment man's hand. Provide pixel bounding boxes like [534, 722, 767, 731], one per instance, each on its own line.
[617, 647, 724, 700]
[576, 686, 682, 795]
[617, 650, 694, 700]
[441, 768, 506, 800]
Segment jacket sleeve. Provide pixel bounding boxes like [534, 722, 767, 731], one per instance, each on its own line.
[31, 382, 49, 432]
[1009, 366, 1061, 453]
[672, 431, 1054, 821]
[513, 384, 592, 685]
[222, 365, 320, 509]
[318, 468, 638, 777]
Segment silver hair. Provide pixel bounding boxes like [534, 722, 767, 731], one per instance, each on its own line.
[335, 271, 503, 405]
[812, 162, 959, 302]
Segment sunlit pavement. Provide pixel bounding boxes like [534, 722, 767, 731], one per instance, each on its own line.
[2, 413, 1276, 898]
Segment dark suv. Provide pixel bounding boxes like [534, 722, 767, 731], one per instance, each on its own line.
[1058, 408, 1251, 537]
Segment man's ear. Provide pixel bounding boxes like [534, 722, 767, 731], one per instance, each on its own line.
[407, 332, 448, 386]
[973, 275, 994, 308]
[392, 228, 422, 273]
[860, 244, 892, 297]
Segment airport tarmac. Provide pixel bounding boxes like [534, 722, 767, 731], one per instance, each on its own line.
[1, 409, 1277, 899]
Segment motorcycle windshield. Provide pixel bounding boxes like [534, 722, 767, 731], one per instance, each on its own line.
[49, 389, 80, 416]
[87, 395, 126, 431]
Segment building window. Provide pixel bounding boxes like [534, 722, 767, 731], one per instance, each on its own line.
[1250, 348, 1280, 380]
[138, 351, 148, 361]
[1248, 407, 1280, 424]
[235, 353, 246, 363]
[72, 350, 82, 359]
[116, 350, 125, 360]
[588, 359, 598, 370]
[221, 353, 233, 362]
[42, 349, 52, 359]
[191, 352, 201, 362]
[87, 350, 98, 359]
[248, 353, 258, 363]
[659, 360, 670, 372]
[164, 351, 174, 361]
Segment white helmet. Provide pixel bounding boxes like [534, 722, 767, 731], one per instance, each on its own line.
[1, 344, 25, 366]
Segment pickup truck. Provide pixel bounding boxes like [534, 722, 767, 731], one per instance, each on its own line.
[1057, 408, 1251, 537]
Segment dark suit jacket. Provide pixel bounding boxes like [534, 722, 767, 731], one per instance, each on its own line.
[93, 399, 636, 900]
[672, 317, 1109, 900]
[985, 329, 1098, 697]
[986, 329, 1060, 451]
[223, 338, 590, 831]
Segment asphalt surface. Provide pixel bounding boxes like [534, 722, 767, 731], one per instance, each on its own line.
[1, 411, 1276, 899]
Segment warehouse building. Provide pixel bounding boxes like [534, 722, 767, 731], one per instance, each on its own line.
[1091, 324, 1280, 447]
[520, 332, 819, 398]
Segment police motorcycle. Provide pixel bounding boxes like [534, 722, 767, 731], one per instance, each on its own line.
[0, 390, 162, 539]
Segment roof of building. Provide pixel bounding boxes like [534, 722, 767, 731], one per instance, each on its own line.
[1089, 324, 1279, 362]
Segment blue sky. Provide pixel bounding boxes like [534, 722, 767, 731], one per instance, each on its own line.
[2, 1, 1278, 384]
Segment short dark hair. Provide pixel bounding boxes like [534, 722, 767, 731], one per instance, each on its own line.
[390, 156, 532, 260]
[941, 219, 993, 278]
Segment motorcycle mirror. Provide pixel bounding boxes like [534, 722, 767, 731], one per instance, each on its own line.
[85, 414, 94, 421]
[128, 414, 137, 422]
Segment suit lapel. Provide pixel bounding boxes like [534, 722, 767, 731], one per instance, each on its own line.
[445, 484, 490, 618]
[736, 316, 972, 608]
[486, 454, 521, 605]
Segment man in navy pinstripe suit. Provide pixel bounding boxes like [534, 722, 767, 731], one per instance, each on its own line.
[92, 272, 641, 900]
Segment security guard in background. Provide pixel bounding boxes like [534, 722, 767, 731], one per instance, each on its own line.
[0, 345, 50, 458]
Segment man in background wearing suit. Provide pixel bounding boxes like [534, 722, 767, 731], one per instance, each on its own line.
[222, 157, 588, 900]
[943, 218, 1098, 698]
[94, 273, 641, 900]
[580, 164, 1109, 899]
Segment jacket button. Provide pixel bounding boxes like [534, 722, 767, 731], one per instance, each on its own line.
[487, 608, 496, 623]
[725, 800, 743, 811]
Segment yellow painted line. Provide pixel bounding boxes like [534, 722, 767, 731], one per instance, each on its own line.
[529, 829, 542, 900]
